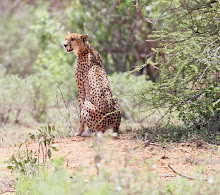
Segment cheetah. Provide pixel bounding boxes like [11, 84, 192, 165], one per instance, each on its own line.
[63, 33, 121, 136]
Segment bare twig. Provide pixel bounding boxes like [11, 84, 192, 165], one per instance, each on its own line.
[3, 0, 22, 16]
[168, 164, 208, 181]
[25, 140, 29, 160]
[41, 143, 45, 164]
[56, 86, 75, 135]
[135, 0, 154, 24]
[159, 174, 176, 178]
[64, 151, 72, 160]
[38, 143, 40, 173]
[198, 65, 209, 82]
[94, 154, 101, 176]
[0, 188, 15, 194]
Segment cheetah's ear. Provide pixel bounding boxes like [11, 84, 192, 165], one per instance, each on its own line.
[81, 34, 89, 43]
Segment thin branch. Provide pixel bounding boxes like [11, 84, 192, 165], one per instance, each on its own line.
[198, 65, 209, 83]
[168, 164, 208, 181]
[0, 188, 15, 194]
[136, 0, 154, 24]
[64, 151, 72, 160]
[159, 174, 176, 178]
[56, 86, 75, 135]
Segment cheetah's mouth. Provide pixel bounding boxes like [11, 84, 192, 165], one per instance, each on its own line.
[67, 49, 73, 52]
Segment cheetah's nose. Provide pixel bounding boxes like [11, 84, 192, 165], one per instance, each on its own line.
[63, 44, 68, 47]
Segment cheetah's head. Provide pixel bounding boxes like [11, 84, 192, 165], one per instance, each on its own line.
[63, 32, 89, 54]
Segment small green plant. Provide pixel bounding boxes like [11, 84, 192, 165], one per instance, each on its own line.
[7, 142, 38, 176]
[29, 123, 59, 163]
[7, 124, 58, 175]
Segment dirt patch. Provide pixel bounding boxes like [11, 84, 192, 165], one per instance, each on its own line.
[0, 134, 219, 192]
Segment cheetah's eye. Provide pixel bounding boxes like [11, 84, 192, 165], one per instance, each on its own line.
[70, 38, 75, 42]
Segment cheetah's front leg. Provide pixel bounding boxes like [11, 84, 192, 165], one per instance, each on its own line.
[74, 121, 85, 136]
[74, 97, 86, 136]
[75, 101, 93, 136]
[75, 100, 99, 136]
[74, 110, 91, 137]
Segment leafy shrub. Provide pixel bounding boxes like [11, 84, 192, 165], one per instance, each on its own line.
[7, 124, 58, 175]
[29, 124, 59, 162]
[29, 51, 76, 122]
[7, 147, 38, 176]
[65, 0, 154, 75]
[0, 2, 38, 76]
[143, 0, 220, 132]
[0, 70, 33, 125]
[109, 73, 152, 121]
[29, 8, 77, 122]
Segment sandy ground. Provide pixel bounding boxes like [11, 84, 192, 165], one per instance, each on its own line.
[0, 133, 219, 193]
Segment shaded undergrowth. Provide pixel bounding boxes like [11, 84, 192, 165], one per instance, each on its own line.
[130, 125, 220, 145]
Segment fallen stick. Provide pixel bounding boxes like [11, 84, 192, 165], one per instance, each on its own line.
[159, 174, 176, 178]
[168, 164, 208, 181]
[0, 188, 15, 194]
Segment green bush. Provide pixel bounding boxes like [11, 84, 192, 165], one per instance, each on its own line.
[7, 124, 58, 176]
[30, 50, 76, 122]
[0, 2, 38, 76]
[65, 0, 152, 74]
[0, 69, 33, 124]
[29, 8, 77, 122]
[142, 0, 220, 132]
[109, 73, 152, 121]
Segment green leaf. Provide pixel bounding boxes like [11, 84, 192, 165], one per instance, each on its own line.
[33, 158, 37, 164]
[48, 149, 51, 159]
[52, 147, 59, 152]
[189, 65, 198, 73]
[48, 123, 51, 133]
[18, 142, 23, 149]
[29, 133, 35, 140]
[212, 98, 220, 107]
[18, 162, 23, 167]
[7, 165, 13, 169]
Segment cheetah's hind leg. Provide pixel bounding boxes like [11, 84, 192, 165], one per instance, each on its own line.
[74, 102, 90, 136]
[74, 121, 85, 136]
[75, 100, 101, 136]
[113, 111, 121, 133]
